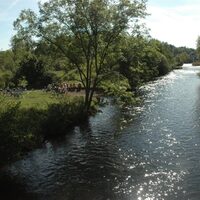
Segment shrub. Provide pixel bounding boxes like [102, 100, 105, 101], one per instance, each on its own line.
[42, 97, 86, 136]
[0, 100, 22, 163]
[157, 55, 170, 76]
[0, 94, 87, 165]
[101, 78, 137, 105]
[0, 71, 13, 88]
[14, 56, 52, 89]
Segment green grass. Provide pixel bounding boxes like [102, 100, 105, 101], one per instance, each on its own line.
[0, 90, 58, 110]
[0, 90, 84, 110]
[0, 90, 87, 165]
[19, 90, 60, 109]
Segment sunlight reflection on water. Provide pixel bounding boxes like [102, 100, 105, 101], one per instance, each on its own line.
[2, 65, 200, 200]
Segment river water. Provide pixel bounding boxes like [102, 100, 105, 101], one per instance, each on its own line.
[1, 65, 200, 200]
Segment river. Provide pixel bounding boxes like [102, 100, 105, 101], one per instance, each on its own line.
[1, 64, 200, 200]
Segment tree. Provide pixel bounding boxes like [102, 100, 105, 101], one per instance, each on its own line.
[13, 0, 147, 111]
[0, 50, 15, 72]
[196, 36, 200, 60]
[118, 36, 172, 89]
[14, 56, 52, 89]
[175, 52, 190, 66]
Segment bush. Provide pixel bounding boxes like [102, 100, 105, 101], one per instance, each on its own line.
[0, 71, 14, 88]
[0, 94, 87, 165]
[42, 97, 86, 136]
[0, 98, 45, 165]
[157, 55, 170, 76]
[101, 77, 137, 105]
[0, 100, 23, 163]
[14, 56, 52, 89]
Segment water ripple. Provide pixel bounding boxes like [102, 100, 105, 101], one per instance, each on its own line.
[2, 66, 200, 199]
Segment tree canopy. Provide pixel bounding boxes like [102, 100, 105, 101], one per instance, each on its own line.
[13, 0, 147, 111]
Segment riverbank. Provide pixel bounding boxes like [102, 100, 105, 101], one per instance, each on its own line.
[0, 84, 140, 166]
[2, 67, 200, 199]
[0, 90, 96, 166]
[0, 67, 176, 166]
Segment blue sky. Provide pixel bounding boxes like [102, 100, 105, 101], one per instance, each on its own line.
[0, 0, 38, 50]
[0, 0, 199, 50]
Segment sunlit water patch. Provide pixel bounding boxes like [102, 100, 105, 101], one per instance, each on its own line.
[1, 65, 200, 200]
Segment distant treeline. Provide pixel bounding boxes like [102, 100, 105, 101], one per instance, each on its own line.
[0, 37, 196, 91]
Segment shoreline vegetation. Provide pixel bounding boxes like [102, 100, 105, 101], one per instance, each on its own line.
[0, 0, 199, 166]
[192, 61, 200, 66]
[0, 65, 183, 166]
[0, 89, 99, 166]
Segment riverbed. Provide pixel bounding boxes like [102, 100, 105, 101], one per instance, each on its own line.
[1, 65, 200, 200]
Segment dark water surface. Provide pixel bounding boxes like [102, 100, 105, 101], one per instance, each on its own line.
[1, 65, 200, 200]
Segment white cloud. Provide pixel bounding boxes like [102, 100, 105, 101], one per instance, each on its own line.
[145, 1, 200, 48]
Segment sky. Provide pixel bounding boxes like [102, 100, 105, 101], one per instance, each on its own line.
[0, 0, 200, 50]
[0, 0, 38, 50]
[146, 0, 200, 49]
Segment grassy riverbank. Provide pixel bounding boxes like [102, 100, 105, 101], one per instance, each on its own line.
[0, 90, 92, 165]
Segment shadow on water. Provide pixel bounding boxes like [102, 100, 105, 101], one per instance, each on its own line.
[2, 66, 200, 199]
[0, 171, 37, 200]
[0, 103, 132, 200]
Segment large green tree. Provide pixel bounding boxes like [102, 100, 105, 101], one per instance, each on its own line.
[14, 0, 147, 111]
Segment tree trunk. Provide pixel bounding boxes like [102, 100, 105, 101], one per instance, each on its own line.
[84, 87, 90, 112]
[84, 84, 96, 113]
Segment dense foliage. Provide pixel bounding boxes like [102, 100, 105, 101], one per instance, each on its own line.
[0, 0, 197, 99]
[0, 0, 198, 165]
[12, 0, 148, 111]
[0, 36, 196, 91]
[13, 56, 52, 89]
